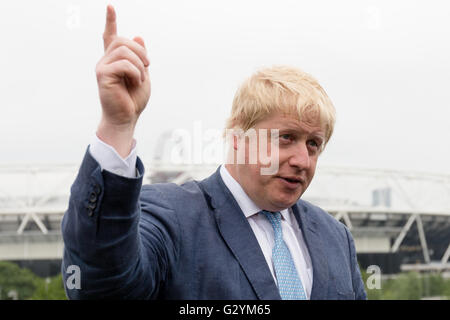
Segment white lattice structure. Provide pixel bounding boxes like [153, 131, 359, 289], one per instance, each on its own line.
[0, 161, 449, 272]
[148, 163, 450, 268]
[0, 164, 77, 260]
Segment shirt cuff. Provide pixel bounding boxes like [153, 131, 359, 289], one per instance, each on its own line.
[88, 134, 138, 178]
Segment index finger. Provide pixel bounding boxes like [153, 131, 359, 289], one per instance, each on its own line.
[103, 5, 117, 51]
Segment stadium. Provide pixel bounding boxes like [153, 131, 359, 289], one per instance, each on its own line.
[1, 133, 449, 286]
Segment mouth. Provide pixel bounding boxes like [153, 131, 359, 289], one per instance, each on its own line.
[276, 176, 304, 190]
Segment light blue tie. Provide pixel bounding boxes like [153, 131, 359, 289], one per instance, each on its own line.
[260, 210, 307, 300]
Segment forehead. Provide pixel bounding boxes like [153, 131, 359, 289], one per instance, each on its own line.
[254, 112, 325, 136]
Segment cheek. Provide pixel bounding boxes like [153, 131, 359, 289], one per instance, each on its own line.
[302, 167, 317, 190]
[243, 165, 267, 185]
[308, 159, 318, 176]
[278, 150, 291, 164]
[254, 173, 274, 192]
[275, 151, 294, 171]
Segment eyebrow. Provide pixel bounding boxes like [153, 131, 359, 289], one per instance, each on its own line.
[278, 127, 325, 138]
[309, 132, 325, 140]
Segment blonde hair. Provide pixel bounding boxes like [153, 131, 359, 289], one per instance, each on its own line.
[224, 65, 336, 148]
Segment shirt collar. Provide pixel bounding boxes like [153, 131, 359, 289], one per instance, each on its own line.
[219, 165, 292, 222]
[220, 164, 261, 218]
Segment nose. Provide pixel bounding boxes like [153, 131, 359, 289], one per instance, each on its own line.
[287, 142, 311, 170]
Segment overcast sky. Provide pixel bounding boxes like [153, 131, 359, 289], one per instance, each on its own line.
[1, 0, 449, 175]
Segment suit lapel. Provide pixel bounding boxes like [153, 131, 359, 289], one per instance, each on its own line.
[199, 168, 330, 300]
[199, 168, 281, 300]
[292, 202, 329, 300]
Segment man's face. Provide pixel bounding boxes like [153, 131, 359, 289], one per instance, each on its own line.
[230, 112, 325, 212]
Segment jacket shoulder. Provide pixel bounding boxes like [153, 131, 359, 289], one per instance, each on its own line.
[297, 199, 349, 236]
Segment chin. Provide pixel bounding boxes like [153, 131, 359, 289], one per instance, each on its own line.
[270, 197, 299, 211]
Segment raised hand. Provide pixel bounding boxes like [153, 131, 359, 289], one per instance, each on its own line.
[95, 5, 151, 157]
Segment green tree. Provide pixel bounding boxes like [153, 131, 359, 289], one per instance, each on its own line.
[0, 261, 40, 300]
[383, 272, 423, 300]
[31, 273, 67, 300]
[360, 265, 450, 300]
[361, 266, 383, 300]
[442, 277, 450, 299]
[421, 273, 445, 298]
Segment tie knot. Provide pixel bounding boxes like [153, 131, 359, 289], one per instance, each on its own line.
[260, 210, 282, 229]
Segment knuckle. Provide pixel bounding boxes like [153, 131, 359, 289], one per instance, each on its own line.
[136, 44, 146, 56]
[117, 45, 131, 55]
[117, 59, 127, 67]
[114, 36, 126, 46]
[107, 37, 121, 51]
[95, 65, 104, 79]
[121, 59, 134, 70]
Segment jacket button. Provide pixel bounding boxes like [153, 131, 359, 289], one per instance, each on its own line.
[93, 184, 101, 194]
[87, 202, 96, 217]
[89, 192, 97, 203]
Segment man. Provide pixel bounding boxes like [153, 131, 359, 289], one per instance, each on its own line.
[61, 5, 367, 300]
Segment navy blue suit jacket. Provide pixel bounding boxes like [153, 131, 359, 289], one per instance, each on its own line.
[61, 148, 367, 299]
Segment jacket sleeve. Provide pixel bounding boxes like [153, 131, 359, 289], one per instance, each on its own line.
[61, 147, 179, 299]
[344, 226, 367, 300]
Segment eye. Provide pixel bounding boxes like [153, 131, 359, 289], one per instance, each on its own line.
[307, 139, 320, 149]
[279, 134, 293, 143]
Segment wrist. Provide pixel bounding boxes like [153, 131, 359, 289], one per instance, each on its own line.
[96, 118, 136, 158]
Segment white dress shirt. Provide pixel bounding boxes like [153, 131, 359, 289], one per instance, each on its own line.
[219, 165, 313, 299]
[89, 134, 314, 299]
